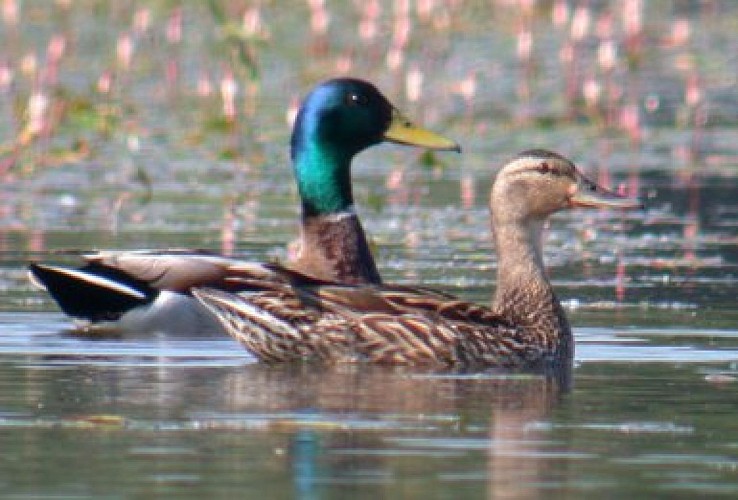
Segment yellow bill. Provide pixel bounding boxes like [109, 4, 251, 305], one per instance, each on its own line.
[384, 108, 461, 152]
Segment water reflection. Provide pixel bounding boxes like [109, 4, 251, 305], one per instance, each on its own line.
[203, 364, 567, 499]
[1, 356, 568, 498]
[2, 315, 738, 496]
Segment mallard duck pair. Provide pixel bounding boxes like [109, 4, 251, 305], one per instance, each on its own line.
[29, 78, 642, 367]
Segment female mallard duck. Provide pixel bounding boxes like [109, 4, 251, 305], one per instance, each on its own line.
[28, 78, 459, 335]
[193, 150, 643, 366]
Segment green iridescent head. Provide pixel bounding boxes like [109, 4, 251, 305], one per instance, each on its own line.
[291, 78, 459, 217]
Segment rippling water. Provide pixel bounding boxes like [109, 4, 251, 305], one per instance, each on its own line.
[1, 1, 738, 498]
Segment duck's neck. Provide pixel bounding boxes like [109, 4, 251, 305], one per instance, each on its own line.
[294, 142, 354, 217]
[491, 216, 572, 353]
[291, 142, 381, 285]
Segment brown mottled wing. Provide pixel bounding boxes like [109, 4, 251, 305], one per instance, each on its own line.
[451, 321, 541, 367]
[349, 313, 460, 364]
[339, 307, 528, 366]
[194, 266, 534, 367]
[225, 263, 505, 325]
[193, 287, 354, 362]
[348, 283, 515, 326]
[309, 280, 540, 365]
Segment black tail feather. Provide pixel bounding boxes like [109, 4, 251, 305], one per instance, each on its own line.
[28, 263, 158, 322]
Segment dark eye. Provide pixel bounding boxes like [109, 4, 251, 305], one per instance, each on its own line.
[538, 162, 550, 174]
[345, 92, 369, 106]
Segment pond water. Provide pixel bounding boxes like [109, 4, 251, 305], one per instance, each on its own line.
[1, 1, 738, 498]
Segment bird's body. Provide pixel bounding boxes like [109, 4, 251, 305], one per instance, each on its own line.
[194, 150, 643, 366]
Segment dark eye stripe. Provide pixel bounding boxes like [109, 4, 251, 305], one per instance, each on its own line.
[538, 162, 557, 174]
[535, 162, 565, 176]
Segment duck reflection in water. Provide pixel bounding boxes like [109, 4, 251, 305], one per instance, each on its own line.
[25, 360, 566, 497]
[224, 364, 568, 499]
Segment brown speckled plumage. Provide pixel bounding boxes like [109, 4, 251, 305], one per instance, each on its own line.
[194, 150, 642, 367]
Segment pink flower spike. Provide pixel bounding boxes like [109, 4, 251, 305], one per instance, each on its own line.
[133, 8, 151, 35]
[220, 72, 238, 122]
[598, 40, 617, 72]
[0, 62, 13, 91]
[571, 6, 590, 42]
[242, 7, 263, 37]
[97, 71, 112, 94]
[406, 66, 423, 102]
[2, 0, 19, 26]
[517, 29, 532, 61]
[27, 92, 49, 135]
[167, 7, 182, 44]
[552, 0, 569, 28]
[117, 33, 134, 70]
[197, 72, 212, 97]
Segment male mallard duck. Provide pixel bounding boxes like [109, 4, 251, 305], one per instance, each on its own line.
[193, 150, 643, 366]
[28, 78, 459, 335]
